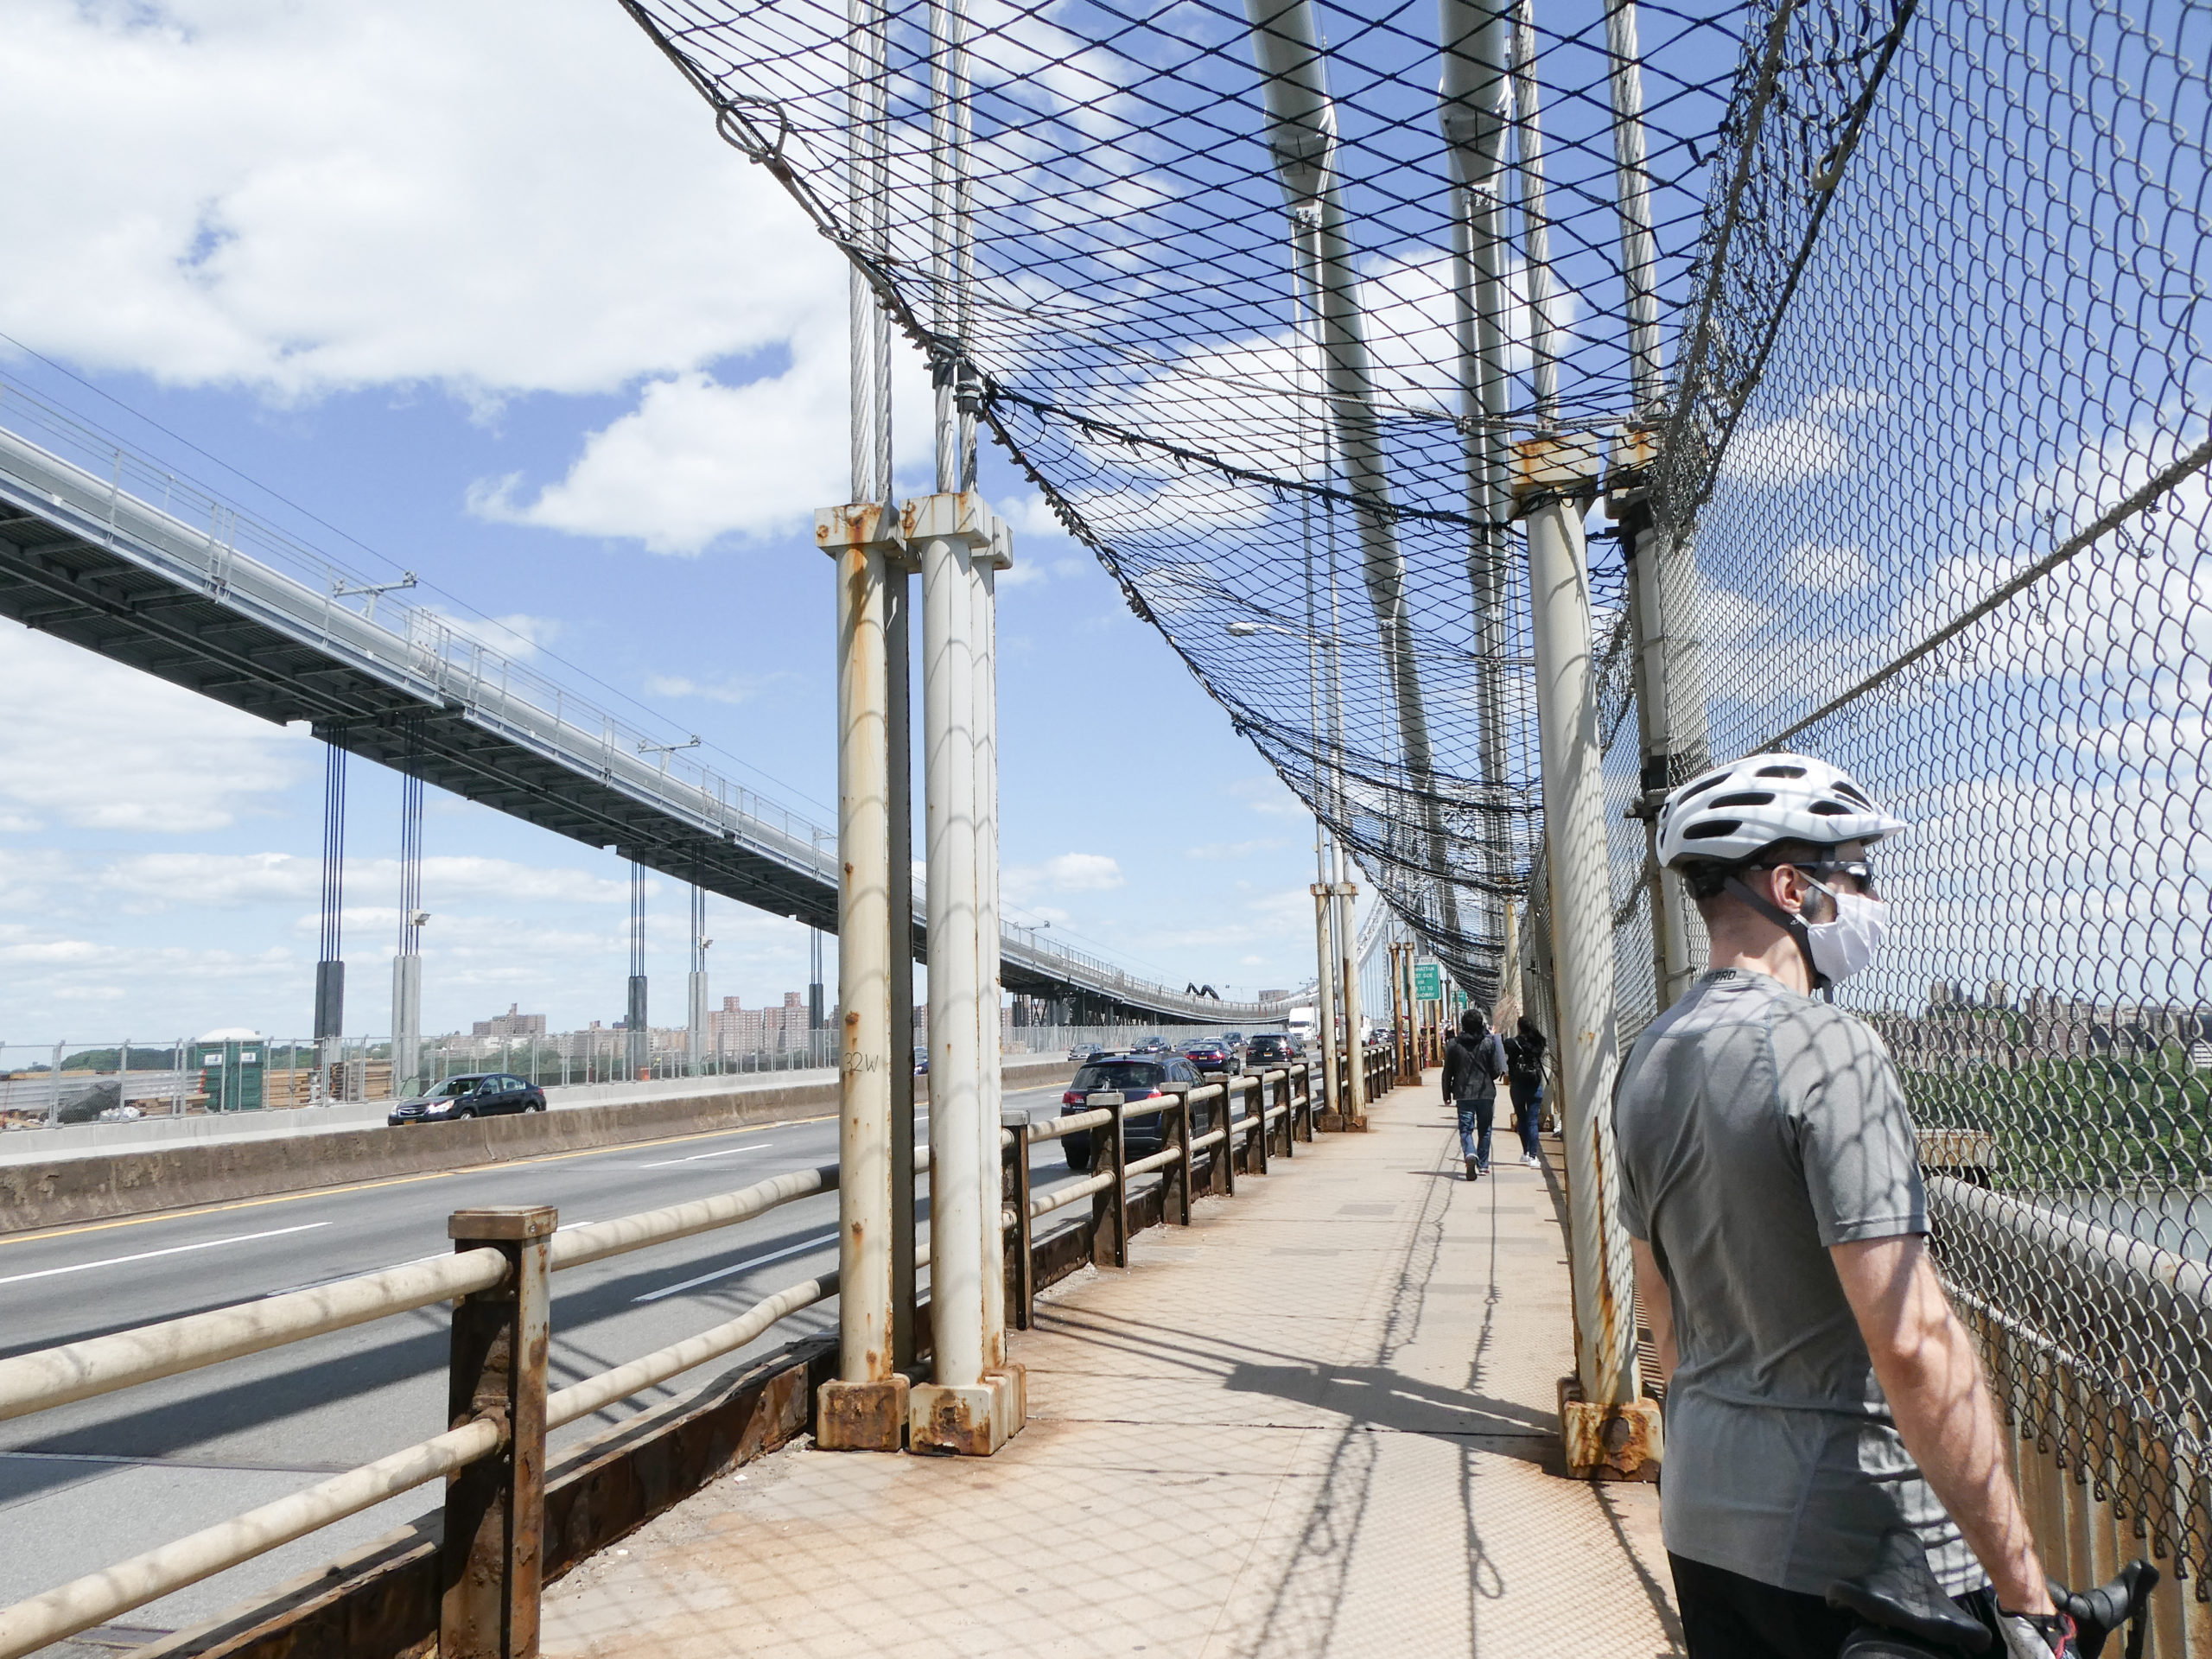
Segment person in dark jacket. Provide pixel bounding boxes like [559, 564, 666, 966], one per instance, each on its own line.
[1440, 1008, 1507, 1180]
[1502, 1014, 1548, 1167]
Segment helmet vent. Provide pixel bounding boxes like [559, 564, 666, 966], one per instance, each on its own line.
[1809, 800, 1852, 815]
[1709, 791, 1777, 809]
[1683, 820, 1742, 840]
[1831, 782, 1875, 807]
[1676, 773, 1730, 804]
[1753, 764, 1808, 779]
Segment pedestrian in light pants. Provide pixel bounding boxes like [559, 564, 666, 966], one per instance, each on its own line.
[1441, 1008, 1507, 1181]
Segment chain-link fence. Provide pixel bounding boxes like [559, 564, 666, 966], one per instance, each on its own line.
[1620, 0, 2212, 1607]
[619, 0, 2209, 1613]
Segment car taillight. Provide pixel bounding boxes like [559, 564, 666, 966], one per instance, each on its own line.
[1063, 1090, 1083, 1105]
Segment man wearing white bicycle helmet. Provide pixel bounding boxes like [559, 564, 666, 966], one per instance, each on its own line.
[1615, 754, 2073, 1658]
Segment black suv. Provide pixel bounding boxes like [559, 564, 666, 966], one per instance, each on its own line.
[1058, 1055, 1210, 1169]
[1245, 1033, 1298, 1067]
[387, 1072, 546, 1126]
[1181, 1038, 1239, 1077]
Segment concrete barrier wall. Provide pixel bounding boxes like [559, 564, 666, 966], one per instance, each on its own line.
[0, 1057, 1075, 1235]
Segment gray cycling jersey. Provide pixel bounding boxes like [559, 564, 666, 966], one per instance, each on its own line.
[1614, 967, 1982, 1598]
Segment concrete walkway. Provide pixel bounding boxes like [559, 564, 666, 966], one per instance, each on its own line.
[540, 1077, 1683, 1658]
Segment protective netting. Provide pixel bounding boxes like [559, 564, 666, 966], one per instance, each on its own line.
[616, 0, 2211, 1600]
[617, 0, 1756, 1000]
[1632, 0, 2212, 1598]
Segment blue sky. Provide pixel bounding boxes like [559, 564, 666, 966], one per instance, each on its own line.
[0, 0, 1326, 1048]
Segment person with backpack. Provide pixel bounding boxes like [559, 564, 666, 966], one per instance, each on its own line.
[1441, 1008, 1508, 1180]
[1502, 1014, 1547, 1168]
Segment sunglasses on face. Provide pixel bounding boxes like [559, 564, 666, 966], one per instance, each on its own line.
[1758, 861, 1879, 899]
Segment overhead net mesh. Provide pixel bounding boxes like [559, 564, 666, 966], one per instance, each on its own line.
[616, 0, 1756, 1002]
[620, 0, 2211, 1599]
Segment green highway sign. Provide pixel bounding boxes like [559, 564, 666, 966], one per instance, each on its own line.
[1413, 961, 1443, 1001]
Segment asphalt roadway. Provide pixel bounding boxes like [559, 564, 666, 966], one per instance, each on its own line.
[0, 1084, 1093, 1654]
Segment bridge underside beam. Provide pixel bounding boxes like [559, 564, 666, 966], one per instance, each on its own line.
[0, 495, 1274, 1026]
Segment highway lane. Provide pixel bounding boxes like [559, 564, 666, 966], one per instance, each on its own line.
[0, 1083, 1097, 1649]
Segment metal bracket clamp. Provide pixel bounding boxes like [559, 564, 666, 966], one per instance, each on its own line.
[898, 491, 1014, 573]
[1604, 425, 1660, 518]
[813, 501, 915, 570]
[1510, 431, 1607, 518]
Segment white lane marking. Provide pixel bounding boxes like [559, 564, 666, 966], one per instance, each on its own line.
[635, 1141, 769, 1170]
[0, 1223, 329, 1288]
[632, 1230, 840, 1304]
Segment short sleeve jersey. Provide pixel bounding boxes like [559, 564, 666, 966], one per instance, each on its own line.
[1612, 968, 1980, 1598]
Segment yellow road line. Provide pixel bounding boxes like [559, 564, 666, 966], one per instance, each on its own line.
[0, 1110, 839, 1249]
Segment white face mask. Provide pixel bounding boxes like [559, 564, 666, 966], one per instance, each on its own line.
[1802, 880, 1890, 984]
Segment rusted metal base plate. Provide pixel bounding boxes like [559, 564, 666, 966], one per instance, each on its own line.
[1317, 1111, 1346, 1132]
[1557, 1376, 1662, 1481]
[815, 1376, 910, 1452]
[907, 1364, 1026, 1457]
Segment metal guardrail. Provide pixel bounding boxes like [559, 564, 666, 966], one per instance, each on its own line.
[0, 384, 1287, 1028]
[0, 1047, 1393, 1659]
[0, 1161, 842, 1659]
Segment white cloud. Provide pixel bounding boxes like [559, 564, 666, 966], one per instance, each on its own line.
[1004, 853, 1125, 899]
[643, 672, 782, 706]
[468, 363, 848, 553]
[1782, 540, 1877, 590]
[1718, 388, 1885, 493]
[1225, 776, 1308, 819]
[0, 620, 307, 831]
[1186, 838, 1287, 861]
[0, 0, 842, 402]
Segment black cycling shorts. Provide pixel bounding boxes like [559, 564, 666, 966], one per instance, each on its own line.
[1670, 1554, 2000, 1659]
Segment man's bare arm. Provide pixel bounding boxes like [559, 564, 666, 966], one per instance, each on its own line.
[1830, 1234, 2051, 1614]
[1630, 1237, 1677, 1386]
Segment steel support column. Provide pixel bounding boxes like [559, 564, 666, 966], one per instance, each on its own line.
[971, 524, 1013, 1385]
[815, 504, 907, 1450]
[909, 491, 1022, 1456]
[1333, 877, 1367, 1125]
[1311, 878, 1342, 1126]
[1618, 482, 1709, 1014]
[1513, 435, 1655, 1477]
[1249, 0, 1457, 946]
[313, 741, 346, 1103]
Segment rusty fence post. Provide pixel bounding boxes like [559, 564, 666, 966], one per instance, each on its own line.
[1221, 1084, 1238, 1203]
[1086, 1091, 1128, 1268]
[1169, 1089, 1193, 1225]
[1273, 1068, 1293, 1159]
[442, 1205, 555, 1659]
[1004, 1111, 1033, 1330]
[1246, 1076, 1268, 1175]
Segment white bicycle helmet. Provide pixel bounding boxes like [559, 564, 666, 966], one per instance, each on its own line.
[1657, 753, 1907, 870]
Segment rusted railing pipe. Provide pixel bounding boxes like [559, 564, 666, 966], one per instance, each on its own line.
[0, 1249, 508, 1422]
[1015, 1106, 1112, 1144]
[549, 1164, 837, 1271]
[548, 1274, 837, 1430]
[0, 1418, 502, 1659]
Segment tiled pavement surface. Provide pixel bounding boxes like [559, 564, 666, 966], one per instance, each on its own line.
[540, 1077, 1684, 1658]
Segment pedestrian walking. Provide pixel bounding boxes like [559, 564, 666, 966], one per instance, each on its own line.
[1502, 1014, 1546, 1167]
[1441, 1008, 1507, 1181]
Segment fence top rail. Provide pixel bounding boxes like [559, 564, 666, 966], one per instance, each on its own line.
[0, 1160, 842, 1427]
[1929, 1176, 2212, 1317]
[548, 1161, 837, 1272]
[0, 1246, 509, 1425]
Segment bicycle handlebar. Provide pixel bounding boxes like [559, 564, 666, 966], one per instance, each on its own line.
[1828, 1528, 2158, 1659]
